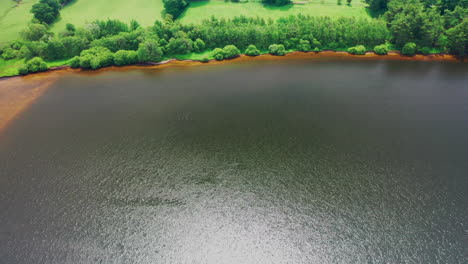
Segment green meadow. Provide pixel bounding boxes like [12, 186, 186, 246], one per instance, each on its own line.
[1, 0, 370, 44]
[53, 0, 369, 32]
[180, 0, 369, 23]
[0, 0, 35, 45]
[52, 0, 165, 33]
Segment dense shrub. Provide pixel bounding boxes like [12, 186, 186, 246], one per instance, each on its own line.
[78, 47, 114, 69]
[268, 44, 286, 56]
[1, 48, 20, 60]
[46, 39, 66, 60]
[166, 32, 194, 54]
[402, 42, 417, 56]
[91, 35, 128, 52]
[61, 36, 89, 58]
[18, 57, 49, 75]
[137, 40, 164, 62]
[298, 39, 311, 52]
[420, 47, 432, 55]
[212, 48, 225, 61]
[24, 41, 48, 59]
[348, 45, 367, 55]
[245, 45, 260, 56]
[194, 38, 206, 53]
[446, 19, 468, 57]
[69, 56, 80, 68]
[113, 50, 138, 66]
[18, 65, 29, 75]
[374, 44, 389, 55]
[223, 45, 241, 59]
[21, 23, 49, 41]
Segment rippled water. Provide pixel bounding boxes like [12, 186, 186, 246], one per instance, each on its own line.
[1, 60, 468, 263]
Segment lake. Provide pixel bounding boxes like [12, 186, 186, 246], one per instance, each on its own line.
[1, 60, 467, 263]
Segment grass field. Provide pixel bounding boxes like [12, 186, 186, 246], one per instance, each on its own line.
[0, 58, 24, 77]
[1, 0, 370, 44]
[0, 0, 35, 46]
[180, 0, 370, 23]
[51, 0, 369, 33]
[51, 0, 165, 34]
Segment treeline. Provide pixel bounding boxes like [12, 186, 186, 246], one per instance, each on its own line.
[1, 14, 392, 74]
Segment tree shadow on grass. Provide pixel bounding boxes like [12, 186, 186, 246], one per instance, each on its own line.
[365, 7, 385, 18]
[262, 3, 293, 12]
[51, 0, 79, 31]
[63, 0, 79, 8]
[177, 0, 212, 20]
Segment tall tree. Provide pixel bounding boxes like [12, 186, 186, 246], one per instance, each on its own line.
[31, 0, 61, 24]
[446, 18, 468, 57]
[163, 0, 188, 19]
[137, 39, 164, 62]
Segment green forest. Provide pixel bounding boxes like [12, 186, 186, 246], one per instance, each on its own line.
[0, 0, 467, 76]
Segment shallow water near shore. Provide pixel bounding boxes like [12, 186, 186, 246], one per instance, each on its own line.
[1, 60, 468, 263]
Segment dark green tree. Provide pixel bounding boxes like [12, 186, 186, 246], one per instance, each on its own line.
[193, 38, 206, 53]
[31, 0, 60, 24]
[21, 23, 49, 41]
[137, 39, 164, 62]
[163, 0, 188, 18]
[46, 39, 66, 60]
[365, 0, 389, 11]
[446, 18, 468, 57]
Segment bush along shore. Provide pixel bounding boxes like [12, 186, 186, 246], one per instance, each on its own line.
[1, 4, 467, 77]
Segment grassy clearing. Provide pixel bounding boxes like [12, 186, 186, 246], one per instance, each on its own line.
[0, 58, 71, 78]
[0, 0, 35, 46]
[51, 0, 165, 34]
[0, 58, 24, 77]
[2, 0, 370, 44]
[180, 0, 370, 23]
[51, 0, 369, 33]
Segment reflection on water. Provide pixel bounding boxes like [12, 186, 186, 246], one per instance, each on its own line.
[0, 60, 468, 263]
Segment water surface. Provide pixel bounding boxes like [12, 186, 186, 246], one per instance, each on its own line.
[1, 60, 467, 263]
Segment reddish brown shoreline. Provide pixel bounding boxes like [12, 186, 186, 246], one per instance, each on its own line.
[0, 51, 464, 81]
[0, 51, 464, 134]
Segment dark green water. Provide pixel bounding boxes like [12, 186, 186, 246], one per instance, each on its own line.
[1, 60, 468, 263]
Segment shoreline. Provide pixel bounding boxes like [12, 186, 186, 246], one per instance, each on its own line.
[0, 50, 464, 81]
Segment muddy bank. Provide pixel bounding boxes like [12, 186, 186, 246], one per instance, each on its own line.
[0, 71, 63, 134]
[0, 51, 463, 81]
